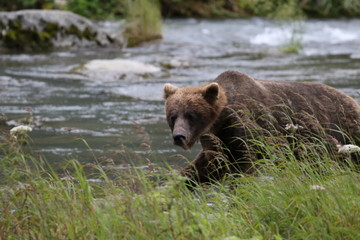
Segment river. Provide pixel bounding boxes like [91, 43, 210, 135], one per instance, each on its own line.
[1, 18, 360, 169]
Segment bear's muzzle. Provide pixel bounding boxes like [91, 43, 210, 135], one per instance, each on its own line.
[172, 118, 191, 150]
[173, 133, 187, 148]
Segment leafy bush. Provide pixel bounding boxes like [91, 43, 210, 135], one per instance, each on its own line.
[66, 0, 128, 19]
[301, 0, 360, 17]
[0, 0, 54, 11]
[238, 0, 304, 19]
[1, 0, 360, 19]
[238, 0, 360, 18]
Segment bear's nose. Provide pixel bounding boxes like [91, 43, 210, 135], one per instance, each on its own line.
[173, 133, 186, 146]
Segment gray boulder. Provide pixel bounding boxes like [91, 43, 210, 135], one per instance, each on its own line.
[0, 10, 124, 51]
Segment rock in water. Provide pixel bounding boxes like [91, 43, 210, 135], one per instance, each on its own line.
[84, 59, 161, 74]
[0, 10, 124, 51]
[76, 58, 161, 82]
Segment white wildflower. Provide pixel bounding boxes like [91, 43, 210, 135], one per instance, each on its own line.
[310, 185, 326, 190]
[285, 123, 303, 131]
[337, 144, 360, 154]
[10, 125, 32, 135]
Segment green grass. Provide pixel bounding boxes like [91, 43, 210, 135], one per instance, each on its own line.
[279, 30, 303, 54]
[1, 128, 360, 239]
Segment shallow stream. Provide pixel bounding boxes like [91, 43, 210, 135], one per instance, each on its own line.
[1, 18, 360, 168]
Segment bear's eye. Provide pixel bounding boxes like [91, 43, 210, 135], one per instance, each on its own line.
[185, 112, 196, 123]
[169, 114, 177, 125]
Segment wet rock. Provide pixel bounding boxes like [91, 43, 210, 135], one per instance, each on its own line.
[74, 58, 161, 82]
[0, 10, 124, 51]
[84, 59, 161, 74]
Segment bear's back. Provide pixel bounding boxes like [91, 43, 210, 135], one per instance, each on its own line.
[214, 70, 270, 104]
[214, 70, 360, 113]
[214, 70, 360, 141]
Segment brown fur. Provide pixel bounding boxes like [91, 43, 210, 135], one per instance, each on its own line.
[164, 70, 360, 184]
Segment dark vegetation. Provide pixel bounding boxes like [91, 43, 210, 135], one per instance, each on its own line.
[1, 0, 360, 19]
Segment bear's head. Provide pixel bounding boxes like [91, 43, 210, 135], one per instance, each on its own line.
[163, 82, 227, 150]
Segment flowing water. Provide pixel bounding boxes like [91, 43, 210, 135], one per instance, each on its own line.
[1, 18, 360, 168]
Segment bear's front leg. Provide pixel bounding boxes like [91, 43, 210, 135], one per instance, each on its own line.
[180, 134, 230, 185]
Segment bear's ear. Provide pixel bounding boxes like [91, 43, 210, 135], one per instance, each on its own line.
[203, 83, 219, 103]
[164, 83, 178, 99]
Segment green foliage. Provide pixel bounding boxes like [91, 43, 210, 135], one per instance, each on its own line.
[161, 0, 360, 18]
[238, 0, 360, 18]
[160, 0, 248, 18]
[280, 37, 303, 54]
[66, 0, 128, 19]
[2, 0, 360, 20]
[279, 23, 304, 54]
[301, 0, 360, 18]
[0, 0, 54, 11]
[238, 0, 304, 19]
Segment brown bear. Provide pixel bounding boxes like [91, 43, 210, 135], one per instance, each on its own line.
[163, 70, 360, 184]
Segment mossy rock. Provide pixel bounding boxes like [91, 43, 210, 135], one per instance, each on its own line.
[123, 20, 162, 47]
[83, 27, 95, 40]
[43, 23, 60, 37]
[3, 25, 53, 51]
[0, 10, 123, 51]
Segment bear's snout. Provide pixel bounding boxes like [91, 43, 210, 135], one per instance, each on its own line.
[171, 117, 191, 149]
[173, 132, 187, 149]
[173, 133, 186, 147]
